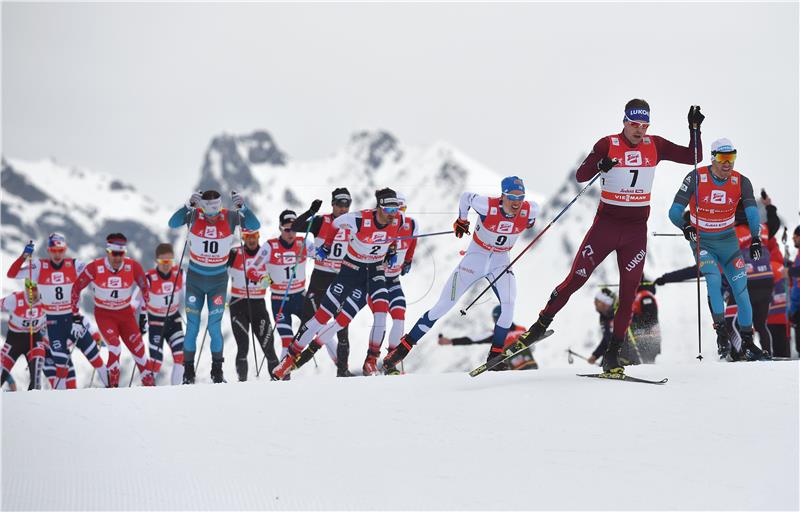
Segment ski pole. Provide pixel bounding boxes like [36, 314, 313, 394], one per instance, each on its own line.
[596, 279, 705, 287]
[651, 232, 684, 237]
[392, 230, 453, 242]
[460, 172, 602, 315]
[195, 328, 208, 371]
[232, 191, 262, 378]
[258, 216, 315, 375]
[691, 109, 703, 362]
[567, 348, 594, 364]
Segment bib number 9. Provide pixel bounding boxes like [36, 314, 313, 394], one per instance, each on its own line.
[495, 235, 508, 246]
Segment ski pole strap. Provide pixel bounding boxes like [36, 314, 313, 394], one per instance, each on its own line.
[460, 172, 601, 315]
[392, 230, 453, 242]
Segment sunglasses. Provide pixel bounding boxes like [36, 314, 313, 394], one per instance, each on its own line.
[626, 120, 650, 129]
[280, 226, 295, 233]
[107, 250, 126, 257]
[713, 152, 736, 164]
[382, 207, 400, 214]
[156, 258, 174, 265]
[48, 247, 66, 253]
[503, 193, 526, 201]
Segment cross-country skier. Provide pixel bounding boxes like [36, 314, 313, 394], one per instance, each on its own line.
[137, 243, 187, 385]
[245, 210, 314, 372]
[438, 305, 538, 370]
[168, 190, 260, 384]
[667, 138, 765, 361]
[40, 315, 103, 389]
[363, 192, 418, 375]
[6, 234, 108, 388]
[271, 188, 403, 380]
[227, 228, 275, 380]
[0, 279, 47, 390]
[290, 188, 354, 376]
[383, 176, 539, 373]
[71, 233, 155, 387]
[514, 99, 704, 374]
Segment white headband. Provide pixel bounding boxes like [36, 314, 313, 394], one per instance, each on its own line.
[594, 291, 614, 306]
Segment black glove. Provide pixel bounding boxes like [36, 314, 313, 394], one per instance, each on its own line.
[401, 261, 412, 276]
[682, 223, 697, 242]
[138, 313, 148, 335]
[597, 157, 618, 173]
[453, 218, 470, 238]
[655, 276, 666, 286]
[688, 105, 705, 130]
[309, 199, 323, 214]
[749, 239, 762, 260]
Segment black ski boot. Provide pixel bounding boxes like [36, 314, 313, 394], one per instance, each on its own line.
[518, 314, 554, 349]
[295, 342, 321, 370]
[486, 347, 509, 372]
[336, 337, 351, 377]
[182, 362, 196, 384]
[602, 337, 625, 373]
[740, 329, 763, 361]
[210, 358, 226, 383]
[713, 322, 731, 360]
[383, 335, 413, 375]
[235, 358, 248, 382]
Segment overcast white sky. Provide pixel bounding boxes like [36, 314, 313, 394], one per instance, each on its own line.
[3, 2, 798, 216]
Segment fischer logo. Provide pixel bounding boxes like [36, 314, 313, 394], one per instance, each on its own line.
[625, 249, 646, 272]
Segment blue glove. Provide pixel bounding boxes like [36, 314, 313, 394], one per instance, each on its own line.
[401, 261, 412, 276]
[387, 253, 398, 267]
[22, 241, 34, 257]
[316, 245, 331, 261]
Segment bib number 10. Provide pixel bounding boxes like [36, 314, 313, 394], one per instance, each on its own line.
[202, 240, 219, 254]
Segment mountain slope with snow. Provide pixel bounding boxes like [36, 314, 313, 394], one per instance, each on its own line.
[3, 362, 798, 510]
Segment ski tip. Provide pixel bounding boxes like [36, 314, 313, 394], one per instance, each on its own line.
[459, 310, 466, 316]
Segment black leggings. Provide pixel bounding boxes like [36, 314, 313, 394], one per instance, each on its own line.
[229, 298, 275, 364]
[748, 282, 774, 352]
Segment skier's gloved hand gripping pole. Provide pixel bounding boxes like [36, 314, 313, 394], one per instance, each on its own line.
[257, 214, 315, 376]
[459, 172, 603, 316]
[231, 190, 262, 377]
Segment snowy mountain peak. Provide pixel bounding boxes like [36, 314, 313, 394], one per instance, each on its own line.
[345, 130, 403, 170]
[197, 130, 287, 195]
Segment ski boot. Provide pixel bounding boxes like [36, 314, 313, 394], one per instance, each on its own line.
[210, 358, 226, 384]
[713, 322, 731, 360]
[182, 362, 196, 384]
[740, 329, 763, 361]
[383, 335, 413, 375]
[362, 345, 381, 376]
[486, 347, 510, 371]
[107, 367, 121, 388]
[516, 314, 554, 350]
[236, 358, 248, 382]
[336, 338, 351, 377]
[271, 354, 297, 381]
[140, 371, 156, 387]
[601, 337, 625, 374]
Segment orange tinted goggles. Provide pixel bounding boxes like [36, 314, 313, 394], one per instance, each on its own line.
[713, 152, 736, 164]
[156, 258, 174, 265]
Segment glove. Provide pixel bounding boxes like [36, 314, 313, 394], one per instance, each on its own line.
[309, 199, 323, 214]
[316, 244, 331, 261]
[597, 157, 619, 173]
[453, 218, 470, 238]
[186, 191, 202, 209]
[138, 313, 148, 335]
[749, 239, 762, 260]
[790, 310, 800, 324]
[682, 223, 697, 242]
[22, 241, 34, 257]
[231, 191, 245, 210]
[655, 276, 666, 286]
[401, 261, 412, 276]
[688, 105, 705, 130]
[71, 314, 86, 339]
[385, 245, 398, 267]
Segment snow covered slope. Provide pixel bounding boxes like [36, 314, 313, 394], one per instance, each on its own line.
[3, 361, 798, 510]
